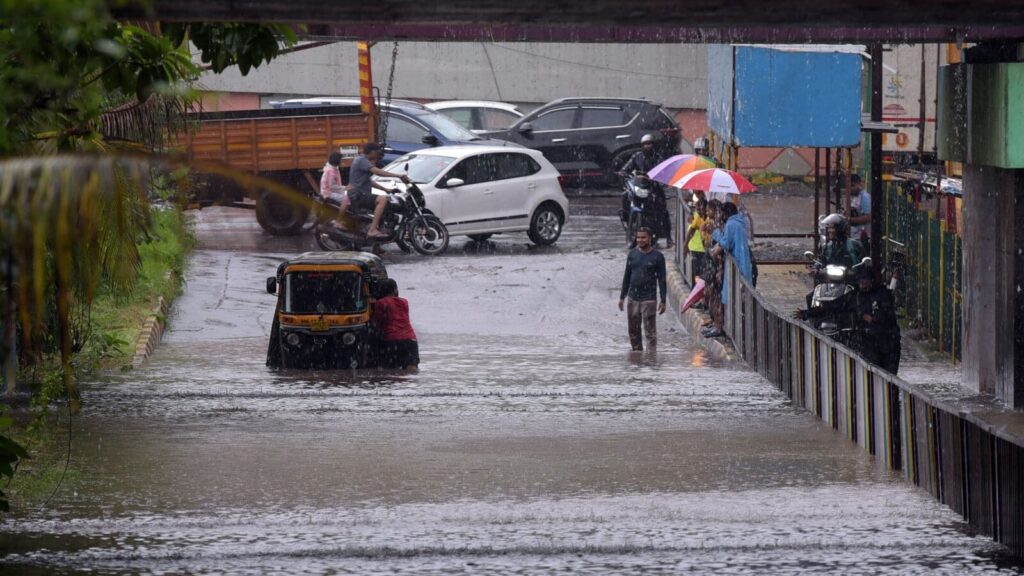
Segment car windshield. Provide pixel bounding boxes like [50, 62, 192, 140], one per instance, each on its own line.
[282, 271, 365, 314]
[380, 154, 457, 184]
[416, 111, 481, 141]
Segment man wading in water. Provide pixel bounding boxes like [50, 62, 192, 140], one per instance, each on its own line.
[618, 228, 667, 351]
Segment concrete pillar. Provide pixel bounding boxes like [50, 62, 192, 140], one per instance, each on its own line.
[962, 165, 1023, 406]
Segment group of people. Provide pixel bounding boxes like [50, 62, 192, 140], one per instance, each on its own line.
[321, 143, 410, 239]
[793, 207, 901, 374]
[680, 194, 756, 339]
[618, 193, 755, 351]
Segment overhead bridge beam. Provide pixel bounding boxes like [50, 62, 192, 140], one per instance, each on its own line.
[124, 1, 1024, 43]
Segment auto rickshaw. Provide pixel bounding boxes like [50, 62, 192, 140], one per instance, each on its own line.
[265, 251, 388, 369]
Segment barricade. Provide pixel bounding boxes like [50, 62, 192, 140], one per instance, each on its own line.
[715, 250, 1024, 556]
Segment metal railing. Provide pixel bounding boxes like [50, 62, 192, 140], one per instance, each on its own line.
[716, 249, 1023, 557]
[883, 181, 962, 359]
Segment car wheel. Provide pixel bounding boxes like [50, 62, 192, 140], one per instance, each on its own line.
[527, 203, 563, 246]
[607, 148, 639, 187]
[468, 234, 493, 243]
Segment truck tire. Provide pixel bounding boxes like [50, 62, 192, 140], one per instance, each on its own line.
[256, 190, 309, 236]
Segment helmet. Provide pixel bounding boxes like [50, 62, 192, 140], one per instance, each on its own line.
[821, 213, 848, 238]
[641, 134, 656, 144]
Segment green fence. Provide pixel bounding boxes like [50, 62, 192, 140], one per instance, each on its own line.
[883, 182, 962, 360]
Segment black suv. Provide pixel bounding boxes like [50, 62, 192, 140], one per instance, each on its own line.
[483, 98, 681, 184]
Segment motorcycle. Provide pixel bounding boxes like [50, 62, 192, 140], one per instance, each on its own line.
[619, 171, 667, 247]
[804, 251, 872, 342]
[314, 179, 449, 256]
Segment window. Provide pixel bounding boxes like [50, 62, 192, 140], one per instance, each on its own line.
[445, 155, 497, 185]
[479, 108, 520, 131]
[529, 107, 576, 131]
[439, 108, 475, 130]
[494, 153, 541, 180]
[283, 272, 364, 314]
[381, 154, 456, 184]
[417, 111, 479, 141]
[579, 106, 627, 128]
[386, 115, 429, 143]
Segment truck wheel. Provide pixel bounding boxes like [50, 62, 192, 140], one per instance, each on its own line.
[256, 191, 309, 236]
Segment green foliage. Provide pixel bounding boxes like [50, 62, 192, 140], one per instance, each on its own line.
[0, 414, 29, 512]
[0, 0, 293, 509]
[164, 22, 298, 75]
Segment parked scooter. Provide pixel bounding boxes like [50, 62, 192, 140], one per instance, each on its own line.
[619, 171, 668, 247]
[314, 179, 449, 256]
[803, 251, 873, 342]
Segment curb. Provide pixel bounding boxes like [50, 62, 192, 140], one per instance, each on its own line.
[131, 295, 169, 369]
[665, 259, 737, 362]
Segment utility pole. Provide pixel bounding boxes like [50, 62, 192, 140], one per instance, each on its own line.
[869, 44, 883, 270]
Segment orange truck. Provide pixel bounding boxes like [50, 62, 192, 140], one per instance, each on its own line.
[185, 42, 380, 236]
[184, 104, 375, 235]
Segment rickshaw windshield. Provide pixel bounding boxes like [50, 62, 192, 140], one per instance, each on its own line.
[283, 271, 365, 314]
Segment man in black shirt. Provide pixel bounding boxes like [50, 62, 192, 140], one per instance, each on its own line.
[619, 228, 668, 351]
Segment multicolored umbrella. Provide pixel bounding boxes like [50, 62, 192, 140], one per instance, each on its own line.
[671, 168, 757, 202]
[648, 154, 716, 186]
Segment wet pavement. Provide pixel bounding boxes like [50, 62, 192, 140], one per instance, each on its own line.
[0, 197, 1019, 574]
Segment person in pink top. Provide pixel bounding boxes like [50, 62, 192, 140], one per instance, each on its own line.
[373, 279, 419, 370]
[320, 151, 349, 214]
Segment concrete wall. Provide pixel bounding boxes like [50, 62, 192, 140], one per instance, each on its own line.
[196, 41, 707, 110]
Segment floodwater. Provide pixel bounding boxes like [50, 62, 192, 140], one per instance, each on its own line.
[0, 198, 1018, 574]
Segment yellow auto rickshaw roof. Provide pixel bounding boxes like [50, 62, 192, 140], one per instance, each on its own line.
[277, 251, 387, 275]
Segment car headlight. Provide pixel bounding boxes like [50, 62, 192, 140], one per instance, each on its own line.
[342, 332, 357, 346]
[285, 333, 301, 346]
[825, 265, 846, 281]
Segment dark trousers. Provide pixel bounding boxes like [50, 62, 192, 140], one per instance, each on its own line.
[860, 338, 901, 375]
[627, 299, 658, 351]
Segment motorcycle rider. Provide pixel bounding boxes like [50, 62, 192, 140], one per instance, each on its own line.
[693, 136, 710, 158]
[795, 265, 901, 374]
[349, 142, 410, 239]
[619, 133, 674, 248]
[805, 213, 863, 308]
[818, 213, 863, 269]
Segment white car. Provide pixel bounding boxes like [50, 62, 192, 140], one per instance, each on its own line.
[425, 101, 524, 134]
[375, 146, 568, 245]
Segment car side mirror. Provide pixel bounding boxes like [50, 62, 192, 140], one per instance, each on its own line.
[445, 178, 465, 188]
[518, 122, 533, 135]
[266, 277, 277, 295]
[803, 251, 816, 261]
[421, 134, 439, 146]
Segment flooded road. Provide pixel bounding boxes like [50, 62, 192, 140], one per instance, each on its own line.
[1, 198, 1017, 574]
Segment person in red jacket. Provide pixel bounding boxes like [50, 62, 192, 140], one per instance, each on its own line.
[373, 279, 419, 370]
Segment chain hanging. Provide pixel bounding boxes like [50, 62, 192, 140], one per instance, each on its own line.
[377, 41, 399, 146]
